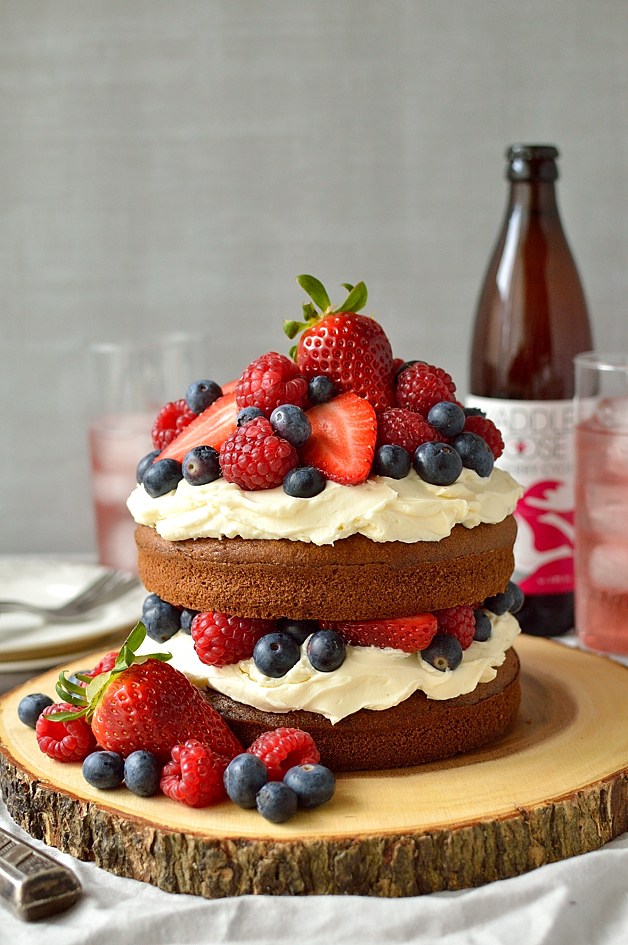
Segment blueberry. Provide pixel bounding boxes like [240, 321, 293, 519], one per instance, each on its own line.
[143, 458, 183, 497]
[253, 632, 301, 677]
[269, 404, 312, 447]
[421, 633, 463, 671]
[373, 444, 411, 479]
[142, 595, 181, 643]
[185, 379, 222, 414]
[483, 583, 516, 615]
[17, 693, 53, 728]
[394, 359, 421, 379]
[473, 610, 493, 642]
[223, 753, 268, 808]
[413, 442, 463, 486]
[306, 629, 346, 672]
[182, 445, 221, 486]
[427, 401, 466, 437]
[256, 781, 298, 823]
[307, 375, 337, 405]
[136, 449, 160, 484]
[237, 406, 265, 426]
[508, 581, 525, 614]
[283, 466, 326, 498]
[277, 618, 318, 645]
[452, 432, 494, 478]
[179, 608, 199, 633]
[283, 763, 336, 809]
[142, 593, 162, 615]
[123, 750, 161, 797]
[82, 750, 125, 790]
[464, 407, 486, 418]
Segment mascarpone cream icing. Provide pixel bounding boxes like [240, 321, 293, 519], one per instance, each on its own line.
[127, 467, 521, 545]
[138, 613, 520, 723]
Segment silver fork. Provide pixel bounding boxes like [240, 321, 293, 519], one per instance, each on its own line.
[0, 570, 140, 622]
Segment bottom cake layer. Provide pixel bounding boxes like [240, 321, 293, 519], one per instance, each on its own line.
[203, 647, 521, 772]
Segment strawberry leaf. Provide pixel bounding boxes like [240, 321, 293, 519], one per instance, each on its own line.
[337, 281, 368, 314]
[296, 274, 331, 312]
[283, 319, 303, 340]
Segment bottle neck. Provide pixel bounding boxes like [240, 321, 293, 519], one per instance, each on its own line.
[506, 180, 560, 215]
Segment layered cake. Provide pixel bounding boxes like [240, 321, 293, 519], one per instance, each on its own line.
[128, 276, 523, 771]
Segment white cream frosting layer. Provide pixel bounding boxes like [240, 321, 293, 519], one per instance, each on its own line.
[138, 613, 520, 724]
[127, 467, 521, 545]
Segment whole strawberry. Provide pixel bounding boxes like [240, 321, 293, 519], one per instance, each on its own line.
[54, 624, 243, 763]
[285, 276, 395, 412]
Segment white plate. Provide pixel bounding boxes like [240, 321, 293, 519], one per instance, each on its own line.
[0, 556, 146, 666]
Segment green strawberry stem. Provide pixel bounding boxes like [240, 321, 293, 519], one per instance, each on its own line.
[284, 275, 369, 359]
[51, 622, 171, 722]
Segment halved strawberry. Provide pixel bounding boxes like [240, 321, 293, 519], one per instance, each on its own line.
[299, 391, 377, 485]
[328, 613, 438, 653]
[158, 389, 238, 462]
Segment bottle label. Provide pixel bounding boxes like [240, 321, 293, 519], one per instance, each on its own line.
[466, 396, 575, 596]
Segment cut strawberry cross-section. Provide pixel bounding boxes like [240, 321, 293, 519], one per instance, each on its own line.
[299, 391, 377, 486]
[158, 389, 238, 462]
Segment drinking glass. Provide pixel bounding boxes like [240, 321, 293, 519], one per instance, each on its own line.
[574, 352, 628, 656]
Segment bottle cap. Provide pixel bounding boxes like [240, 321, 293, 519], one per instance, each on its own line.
[506, 144, 559, 181]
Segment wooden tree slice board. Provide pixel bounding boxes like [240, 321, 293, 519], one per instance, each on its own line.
[1, 636, 627, 898]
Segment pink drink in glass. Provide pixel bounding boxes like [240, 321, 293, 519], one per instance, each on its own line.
[574, 401, 628, 655]
[89, 413, 154, 574]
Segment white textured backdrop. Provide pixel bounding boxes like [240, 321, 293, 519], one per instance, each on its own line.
[2, 0, 627, 554]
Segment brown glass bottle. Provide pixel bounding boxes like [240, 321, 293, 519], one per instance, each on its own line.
[468, 145, 592, 637]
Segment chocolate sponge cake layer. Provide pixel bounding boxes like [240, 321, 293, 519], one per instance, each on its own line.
[204, 648, 521, 772]
[135, 516, 517, 620]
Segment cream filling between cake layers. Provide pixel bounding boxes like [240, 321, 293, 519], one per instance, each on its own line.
[137, 613, 520, 724]
[127, 467, 522, 545]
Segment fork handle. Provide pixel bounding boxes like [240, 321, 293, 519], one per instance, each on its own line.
[0, 602, 84, 622]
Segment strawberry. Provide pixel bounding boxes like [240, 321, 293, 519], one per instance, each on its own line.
[328, 613, 438, 653]
[299, 391, 377, 485]
[157, 389, 238, 463]
[235, 352, 308, 416]
[285, 275, 395, 411]
[54, 624, 243, 763]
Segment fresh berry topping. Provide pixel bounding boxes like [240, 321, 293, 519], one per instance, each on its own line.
[17, 693, 54, 728]
[152, 399, 197, 450]
[483, 584, 516, 615]
[283, 763, 336, 809]
[413, 441, 463, 486]
[179, 608, 199, 633]
[427, 401, 466, 438]
[392, 357, 407, 377]
[462, 414, 505, 459]
[452, 432, 494, 477]
[158, 389, 238, 463]
[191, 612, 274, 667]
[464, 406, 486, 418]
[236, 352, 308, 416]
[185, 379, 222, 414]
[123, 750, 162, 796]
[307, 375, 337, 405]
[142, 595, 181, 643]
[35, 702, 97, 762]
[473, 610, 493, 642]
[395, 364, 455, 417]
[508, 581, 525, 614]
[253, 631, 301, 678]
[160, 739, 228, 808]
[256, 781, 298, 823]
[82, 750, 125, 789]
[372, 444, 411, 479]
[181, 445, 221, 486]
[276, 618, 319, 645]
[247, 727, 320, 782]
[142, 458, 183, 498]
[136, 450, 160, 484]
[223, 752, 268, 808]
[306, 629, 346, 672]
[435, 605, 476, 650]
[237, 406, 265, 426]
[299, 392, 377, 486]
[84, 651, 120, 678]
[269, 404, 312, 447]
[377, 407, 438, 453]
[282, 465, 326, 498]
[421, 633, 463, 671]
[329, 613, 438, 653]
[219, 416, 298, 491]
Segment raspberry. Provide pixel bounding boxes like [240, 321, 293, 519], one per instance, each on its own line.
[236, 352, 308, 416]
[160, 739, 228, 808]
[35, 702, 97, 762]
[152, 399, 197, 450]
[246, 727, 320, 781]
[396, 364, 455, 417]
[435, 606, 476, 650]
[376, 408, 438, 453]
[86, 651, 119, 678]
[191, 612, 275, 667]
[463, 415, 504, 459]
[330, 614, 438, 653]
[219, 416, 298, 490]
